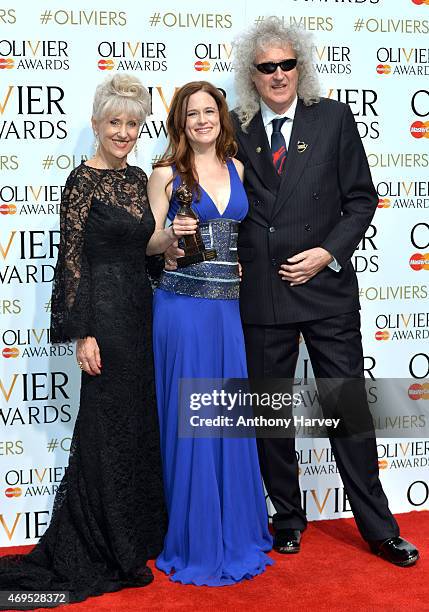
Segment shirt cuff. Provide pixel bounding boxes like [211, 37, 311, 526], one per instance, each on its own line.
[328, 257, 342, 272]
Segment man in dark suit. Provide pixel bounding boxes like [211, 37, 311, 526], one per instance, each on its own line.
[231, 16, 418, 566]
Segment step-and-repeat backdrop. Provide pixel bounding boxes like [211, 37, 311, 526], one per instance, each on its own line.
[1, 0, 428, 546]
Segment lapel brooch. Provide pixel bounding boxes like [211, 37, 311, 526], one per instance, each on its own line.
[255, 146, 262, 153]
[297, 141, 309, 154]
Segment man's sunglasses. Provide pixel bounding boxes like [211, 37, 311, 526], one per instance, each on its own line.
[254, 58, 297, 75]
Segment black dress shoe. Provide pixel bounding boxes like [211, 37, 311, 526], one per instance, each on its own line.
[273, 529, 302, 554]
[369, 536, 419, 567]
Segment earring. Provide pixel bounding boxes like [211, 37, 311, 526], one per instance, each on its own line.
[134, 140, 138, 157]
[93, 132, 99, 155]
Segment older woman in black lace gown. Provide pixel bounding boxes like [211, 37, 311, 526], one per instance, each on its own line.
[0, 74, 166, 608]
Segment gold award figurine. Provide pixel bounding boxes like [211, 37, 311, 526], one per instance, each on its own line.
[175, 184, 217, 268]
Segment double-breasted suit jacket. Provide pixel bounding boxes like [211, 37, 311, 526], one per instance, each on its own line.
[231, 97, 378, 325]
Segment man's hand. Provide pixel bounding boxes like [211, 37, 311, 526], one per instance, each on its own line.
[164, 241, 185, 271]
[76, 336, 102, 376]
[279, 247, 333, 286]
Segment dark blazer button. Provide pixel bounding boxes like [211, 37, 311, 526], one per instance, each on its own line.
[305, 224, 311, 231]
[313, 192, 319, 200]
[268, 226, 276, 233]
[254, 200, 261, 207]
[271, 258, 277, 266]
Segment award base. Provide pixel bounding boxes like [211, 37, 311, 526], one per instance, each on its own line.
[176, 248, 217, 268]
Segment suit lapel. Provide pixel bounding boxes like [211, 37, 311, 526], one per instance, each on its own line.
[271, 99, 321, 220]
[239, 111, 280, 196]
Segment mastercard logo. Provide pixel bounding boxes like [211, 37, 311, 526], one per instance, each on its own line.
[376, 64, 391, 75]
[98, 59, 114, 70]
[0, 58, 14, 69]
[378, 460, 388, 470]
[408, 382, 429, 400]
[375, 331, 390, 341]
[2, 347, 19, 358]
[409, 252, 429, 271]
[0, 203, 17, 215]
[377, 198, 390, 208]
[410, 121, 429, 139]
[412, 0, 429, 5]
[194, 60, 210, 71]
[5, 487, 22, 498]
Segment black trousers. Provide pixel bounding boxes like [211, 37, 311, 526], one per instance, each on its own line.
[243, 311, 399, 541]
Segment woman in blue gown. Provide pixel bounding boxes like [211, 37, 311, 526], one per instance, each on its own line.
[147, 81, 273, 586]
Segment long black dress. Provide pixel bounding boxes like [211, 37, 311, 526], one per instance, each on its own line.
[0, 163, 167, 607]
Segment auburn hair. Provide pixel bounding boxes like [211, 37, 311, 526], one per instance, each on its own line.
[154, 81, 237, 199]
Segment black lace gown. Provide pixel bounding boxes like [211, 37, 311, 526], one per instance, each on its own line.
[0, 163, 167, 608]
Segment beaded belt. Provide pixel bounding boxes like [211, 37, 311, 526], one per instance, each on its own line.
[158, 219, 240, 300]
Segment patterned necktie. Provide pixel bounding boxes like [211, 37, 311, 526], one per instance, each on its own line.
[271, 117, 288, 174]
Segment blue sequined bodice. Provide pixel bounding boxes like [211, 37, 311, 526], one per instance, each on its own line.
[158, 159, 248, 299]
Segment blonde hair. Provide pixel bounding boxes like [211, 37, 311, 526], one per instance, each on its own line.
[92, 73, 151, 124]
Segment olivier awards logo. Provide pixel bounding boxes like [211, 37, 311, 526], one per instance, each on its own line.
[353, 224, 379, 273]
[314, 45, 351, 75]
[376, 47, 429, 77]
[3, 467, 66, 498]
[297, 447, 338, 477]
[0, 183, 63, 216]
[0, 371, 72, 427]
[97, 41, 167, 72]
[0, 85, 67, 140]
[374, 313, 429, 341]
[376, 180, 429, 210]
[376, 441, 429, 471]
[0, 229, 59, 285]
[193, 43, 233, 72]
[326, 88, 379, 139]
[0, 510, 51, 543]
[1, 328, 73, 359]
[0, 40, 70, 71]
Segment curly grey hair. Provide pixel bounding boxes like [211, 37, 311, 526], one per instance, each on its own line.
[233, 16, 320, 130]
[92, 73, 151, 125]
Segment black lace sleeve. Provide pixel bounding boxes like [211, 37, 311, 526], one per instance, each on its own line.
[145, 254, 165, 289]
[50, 166, 98, 343]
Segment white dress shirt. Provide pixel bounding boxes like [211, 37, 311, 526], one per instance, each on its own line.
[259, 97, 341, 272]
[260, 96, 297, 150]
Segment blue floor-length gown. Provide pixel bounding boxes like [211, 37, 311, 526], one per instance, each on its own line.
[153, 160, 273, 586]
